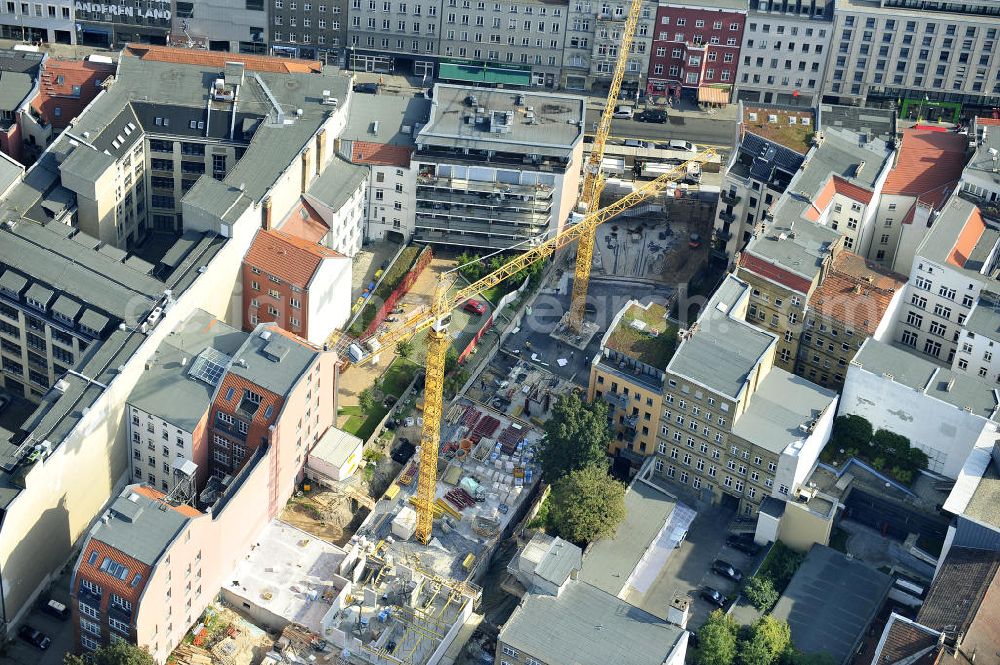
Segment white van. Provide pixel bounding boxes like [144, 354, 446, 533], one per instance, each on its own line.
[669, 139, 696, 152]
[613, 105, 634, 119]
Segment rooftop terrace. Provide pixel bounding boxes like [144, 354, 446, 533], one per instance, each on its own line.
[603, 301, 677, 370]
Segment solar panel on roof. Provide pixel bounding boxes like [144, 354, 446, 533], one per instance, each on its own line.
[188, 347, 232, 386]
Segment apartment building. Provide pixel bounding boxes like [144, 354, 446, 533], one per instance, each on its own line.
[843, 337, 999, 478]
[127, 309, 248, 493]
[961, 117, 1000, 205]
[824, 0, 1000, 113]
[0, 0, 74, 44]
[646, 0, 746, 104]
[337, 93, 431, 243]
[796, 251, 905, 390]
[295, 157, 368, 257]
[736, 0, 833, 107]
[580, 0, 655, 94]
[871, 127, 969, 275]
[587, 300, 673, 463]
[242, 228, 352, 344]
[953, 290, 1000, 384]
[0, 49, 44, 164]
[653, 275, 838, 516]
[893, 195, 1000, 366]
[713, 107, 810, 262]
[269, 0, 348, 62]
[412, 84, 584, 249]
[0, 46, 350, 633]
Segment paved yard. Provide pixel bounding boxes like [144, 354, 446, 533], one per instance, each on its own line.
[5, 571, 74, 665]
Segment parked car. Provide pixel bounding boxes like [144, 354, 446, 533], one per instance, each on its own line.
[18, 625, 51, 650]
[701, 587, 727, 607]
[726, 533, 761, 556]
[624, 139, 653, 149]
[41, 598, 70, 621]
[391, 439, 416, 465]
[668, 139, 696, 152]
[353, 82, 380, 94]
[612, 105, 634, 119]
[463, 299, 487, 316]
[636, 109, 667, 123]
[711, 559, 743, 583]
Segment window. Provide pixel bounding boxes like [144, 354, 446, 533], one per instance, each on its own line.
[100, 558, 130, 581]
[502, 646, 518, 658]
[81, 619, 102, 636]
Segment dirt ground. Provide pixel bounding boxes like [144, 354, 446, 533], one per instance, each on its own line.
[336, 256, 455, 425]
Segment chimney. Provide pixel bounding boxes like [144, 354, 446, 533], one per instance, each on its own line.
[262, 196, 272, 230]
[667, 596, 690, 629]
[301, 145, 313, 193]
[316, 128, 327, 176]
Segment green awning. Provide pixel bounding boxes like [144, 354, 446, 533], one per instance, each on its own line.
[438, 62, 532, 87]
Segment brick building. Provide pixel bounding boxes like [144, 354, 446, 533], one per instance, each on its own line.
[646, 0, 746, 103]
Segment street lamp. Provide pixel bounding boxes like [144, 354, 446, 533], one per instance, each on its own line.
[917, 93, 929, 122]
[350, 45, 355, 71]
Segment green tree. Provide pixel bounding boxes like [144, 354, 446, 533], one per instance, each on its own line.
[547, 465, 625, 544]
[779, 649, 837, 665]
[739, 616, 791, 665]
[444, 346, 459, 374]
[828, 414, 873, 457]
[456, 252, 484, 282]
[65, 642, 156, 665]
[358, 388, 377, 414]
[695, 609, 738, 665]
[743, 575, 779, 611]
[396, 338, 414, 361]
[538, 393, 611, 481]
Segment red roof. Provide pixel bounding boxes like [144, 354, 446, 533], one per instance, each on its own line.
[124, 44, 323, 74]
[811, 252, 906, 334]
[949, 207, 987, 269]
[976, 117, 1000, 126]
[212, 372, 284, 462]
[351, 141, 413, 167]
[738, 252, 813, 294]
[811, 175, 873, 208]
[245, 228, 342, 287]
[279, 198, 329, 244]
[31, 58, 114, 129]
[132, 485, 201, 517]
[883, 129, 967, 202]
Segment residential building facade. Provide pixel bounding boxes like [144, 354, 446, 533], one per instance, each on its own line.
[893, 195, 1000, 367]
[268, 0, 348, 62]
[735, 0, 833, 106]
[587, 300, 673, 463]
[646, 0, 746, 103]
[412, 84, 584, 249]
[653, 275, 838, 517]
[0, 0, 74, 44]
[171, 0, 267, 53]
[953, 290, 1000, 384]
[823, 0, 1000, 113]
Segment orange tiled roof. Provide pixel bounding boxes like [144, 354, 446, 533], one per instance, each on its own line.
[883, 129, 968, 201]
[977, 117, 1000, 126]
[31, 58, 114, 128]
[78, 540, 151, 605]
[278, 198, 329, 244]
[245, 228, 342, 287]
[351, 141, 413, 167]
[213, 372, 285, 462]
[812, 175, 873, 208]
[949, 206, 987, 269]
[811, 252, 906, 334]
[124, 44, 323, 74]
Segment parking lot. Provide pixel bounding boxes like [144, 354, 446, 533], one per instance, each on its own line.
[5, 572, 75, 665]
[625, 502, 764, 630]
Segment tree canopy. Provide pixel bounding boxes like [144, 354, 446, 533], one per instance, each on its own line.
[695, 610, 739, 665]
[538, 393, 610, 481]
[547, 464, 626, 544]
[65, 642, 156, 665]
[739, 616, 792, 665]
[743, 575, 779, 612]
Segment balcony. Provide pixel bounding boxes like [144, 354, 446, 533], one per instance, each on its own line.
[601, 390, 629, 410]
[415, 187, 553, 211]
[719, 211, 736, 224]
[416, 174, 553, 198]
[414, 213, 546, 237]
[416, 202, 550, 226]
[721, 192, 741, 205]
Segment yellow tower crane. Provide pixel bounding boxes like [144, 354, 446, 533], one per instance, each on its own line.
[568, 0, 644, 334]
[346, 151, 715, 544]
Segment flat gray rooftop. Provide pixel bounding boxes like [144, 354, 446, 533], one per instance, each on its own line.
[128, 309, 248, 431]
[964, 291, 1000, 341]
[340, 93, 431, 146]
[500, 580, 685, 665]
[793, 127, 892, 195]
[307, 156, 367, 212]
[730, 369, 837, 454]
[853, 339, 999, 420]
[772, 544, 892, 664]
[744, 214, 842, 284]
[229, 326, 318, 401]
[418, 83, 585, 157]
[964, 463, 1000, 530]
[89, 485, 193, 566]
[916, 195, 998, 278]
[579, 477, 675, 595]
[667, 275, 775, 399]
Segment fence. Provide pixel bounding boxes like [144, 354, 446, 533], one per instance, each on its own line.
[361, 245, 433, 338]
